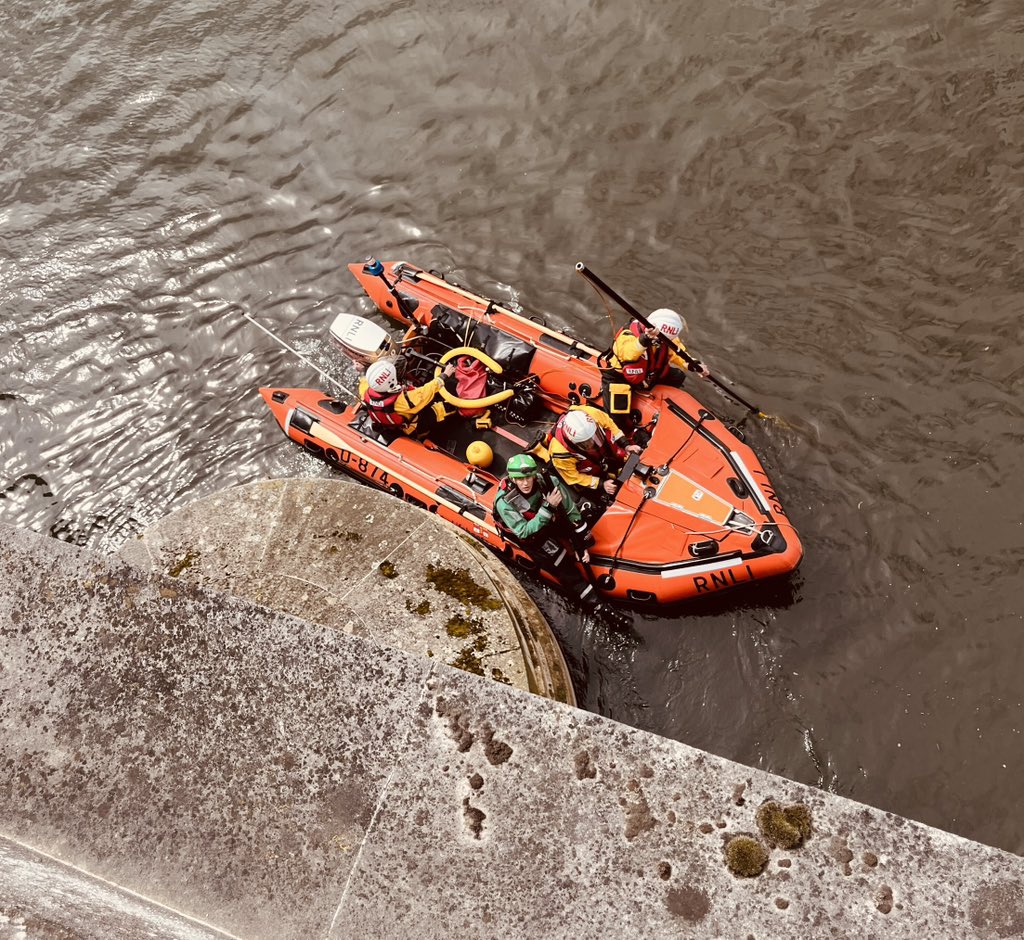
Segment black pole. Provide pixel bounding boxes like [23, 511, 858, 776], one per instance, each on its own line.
[364, 257, 418, 325]
[574, 262, 766, 417]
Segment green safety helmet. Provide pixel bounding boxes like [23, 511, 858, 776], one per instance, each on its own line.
[506, 454, 539, 479]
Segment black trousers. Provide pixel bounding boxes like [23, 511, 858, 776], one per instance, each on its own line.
[520, 520, 597, 609]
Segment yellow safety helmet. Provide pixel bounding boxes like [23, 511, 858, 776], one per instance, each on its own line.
[466, 441, 494, 468]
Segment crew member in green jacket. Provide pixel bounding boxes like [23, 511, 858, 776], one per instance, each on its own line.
[493, 453, 604, 612]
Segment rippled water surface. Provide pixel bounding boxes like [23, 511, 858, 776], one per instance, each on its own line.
[2, 0, 1022, 853]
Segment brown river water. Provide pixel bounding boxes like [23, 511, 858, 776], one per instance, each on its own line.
[1, 0, 1022, 854]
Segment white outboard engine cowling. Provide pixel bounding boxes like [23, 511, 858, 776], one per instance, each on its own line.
[328, 313, 396, 366]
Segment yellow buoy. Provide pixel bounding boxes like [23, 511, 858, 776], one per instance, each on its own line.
[466, 440, 494, 469]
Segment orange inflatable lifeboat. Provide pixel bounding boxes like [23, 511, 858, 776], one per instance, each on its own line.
[259, 259, 802, 606]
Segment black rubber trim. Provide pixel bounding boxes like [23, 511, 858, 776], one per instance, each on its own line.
[537, 333, 594, 360]
[318, 398, 347, 414]
[435, 485, 488, 520]
[588, 551, 746, 575]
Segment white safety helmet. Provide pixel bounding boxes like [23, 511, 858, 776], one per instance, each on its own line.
[648, 308, 685, 339]
[365, 358, 401, 394]
[560, 410, 604, 452]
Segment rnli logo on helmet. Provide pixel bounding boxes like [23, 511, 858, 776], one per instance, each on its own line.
[660, 324, 680, 337]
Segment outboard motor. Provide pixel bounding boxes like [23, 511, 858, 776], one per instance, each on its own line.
[328, 313, 395, 366]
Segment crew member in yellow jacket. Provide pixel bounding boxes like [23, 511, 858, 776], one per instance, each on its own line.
[602, 308, 710, 427]
[546, 405, 642, 498]
[360, 358, 456, 437]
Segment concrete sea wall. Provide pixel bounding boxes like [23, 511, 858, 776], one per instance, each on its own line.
[0, 520, 1022, 939]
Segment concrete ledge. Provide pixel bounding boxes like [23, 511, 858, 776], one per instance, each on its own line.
[0, 835, 232, 939]
[116, 479, 574, 704]
[1, 524, 1022, 939]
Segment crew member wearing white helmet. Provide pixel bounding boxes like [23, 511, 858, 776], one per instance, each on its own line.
[360, 358, 456, 437]
[547, 405, 642, 498]
[602, 309, 710, 420]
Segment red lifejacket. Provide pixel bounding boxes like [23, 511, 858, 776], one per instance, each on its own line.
[363, 386, 408, 428]
[553, 421, 626, 474]
[616, 321, 672, 387]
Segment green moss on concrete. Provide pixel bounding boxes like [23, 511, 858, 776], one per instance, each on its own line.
[405, 598, 431, 615]
[450, 648, 485, 676]
[491, 667, 512, 685]
[167, 550, 200, 578]
[377, 560, 398, 579]
[725, 835, 769, 877]
[426, 564, 501, 611]
[785, 803, 813, 842]
[756, 801, 813, 849]
[325, 528, 362, 543]
[444, 614, 496, 680]
[445, 614, 483, 639]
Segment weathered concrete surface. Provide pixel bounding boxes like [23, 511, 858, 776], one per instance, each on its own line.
[1, 524, 1023, 939]
[116, 478, 574, 705]
[0, 835, 233, 939]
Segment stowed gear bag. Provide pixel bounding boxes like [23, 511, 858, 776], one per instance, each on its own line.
[427, 305, 536, 379]
[454, 356, 489, 416]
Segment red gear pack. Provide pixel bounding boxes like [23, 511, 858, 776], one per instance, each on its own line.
[454, 356, 489, 416]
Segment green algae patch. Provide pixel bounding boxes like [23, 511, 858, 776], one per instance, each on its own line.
[724, 835, 769, 877]
[491, 667, 512, 685]
[426, 564, 501, 611]
[445, 613, 483, 639]
[377, 560, 398, 579]
[325, 528, 362, 542]
[450, 647, 485, 676]
[445, 613, 492, 678]
[167, 549, 200, 578]
[405, 598, 431, 615]
[756, 800, 813, 849]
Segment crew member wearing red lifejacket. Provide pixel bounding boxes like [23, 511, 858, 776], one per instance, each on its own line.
[547, 406, 642, 498]
[602, 309, 710, 424]
[360, 358, 456, 437]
